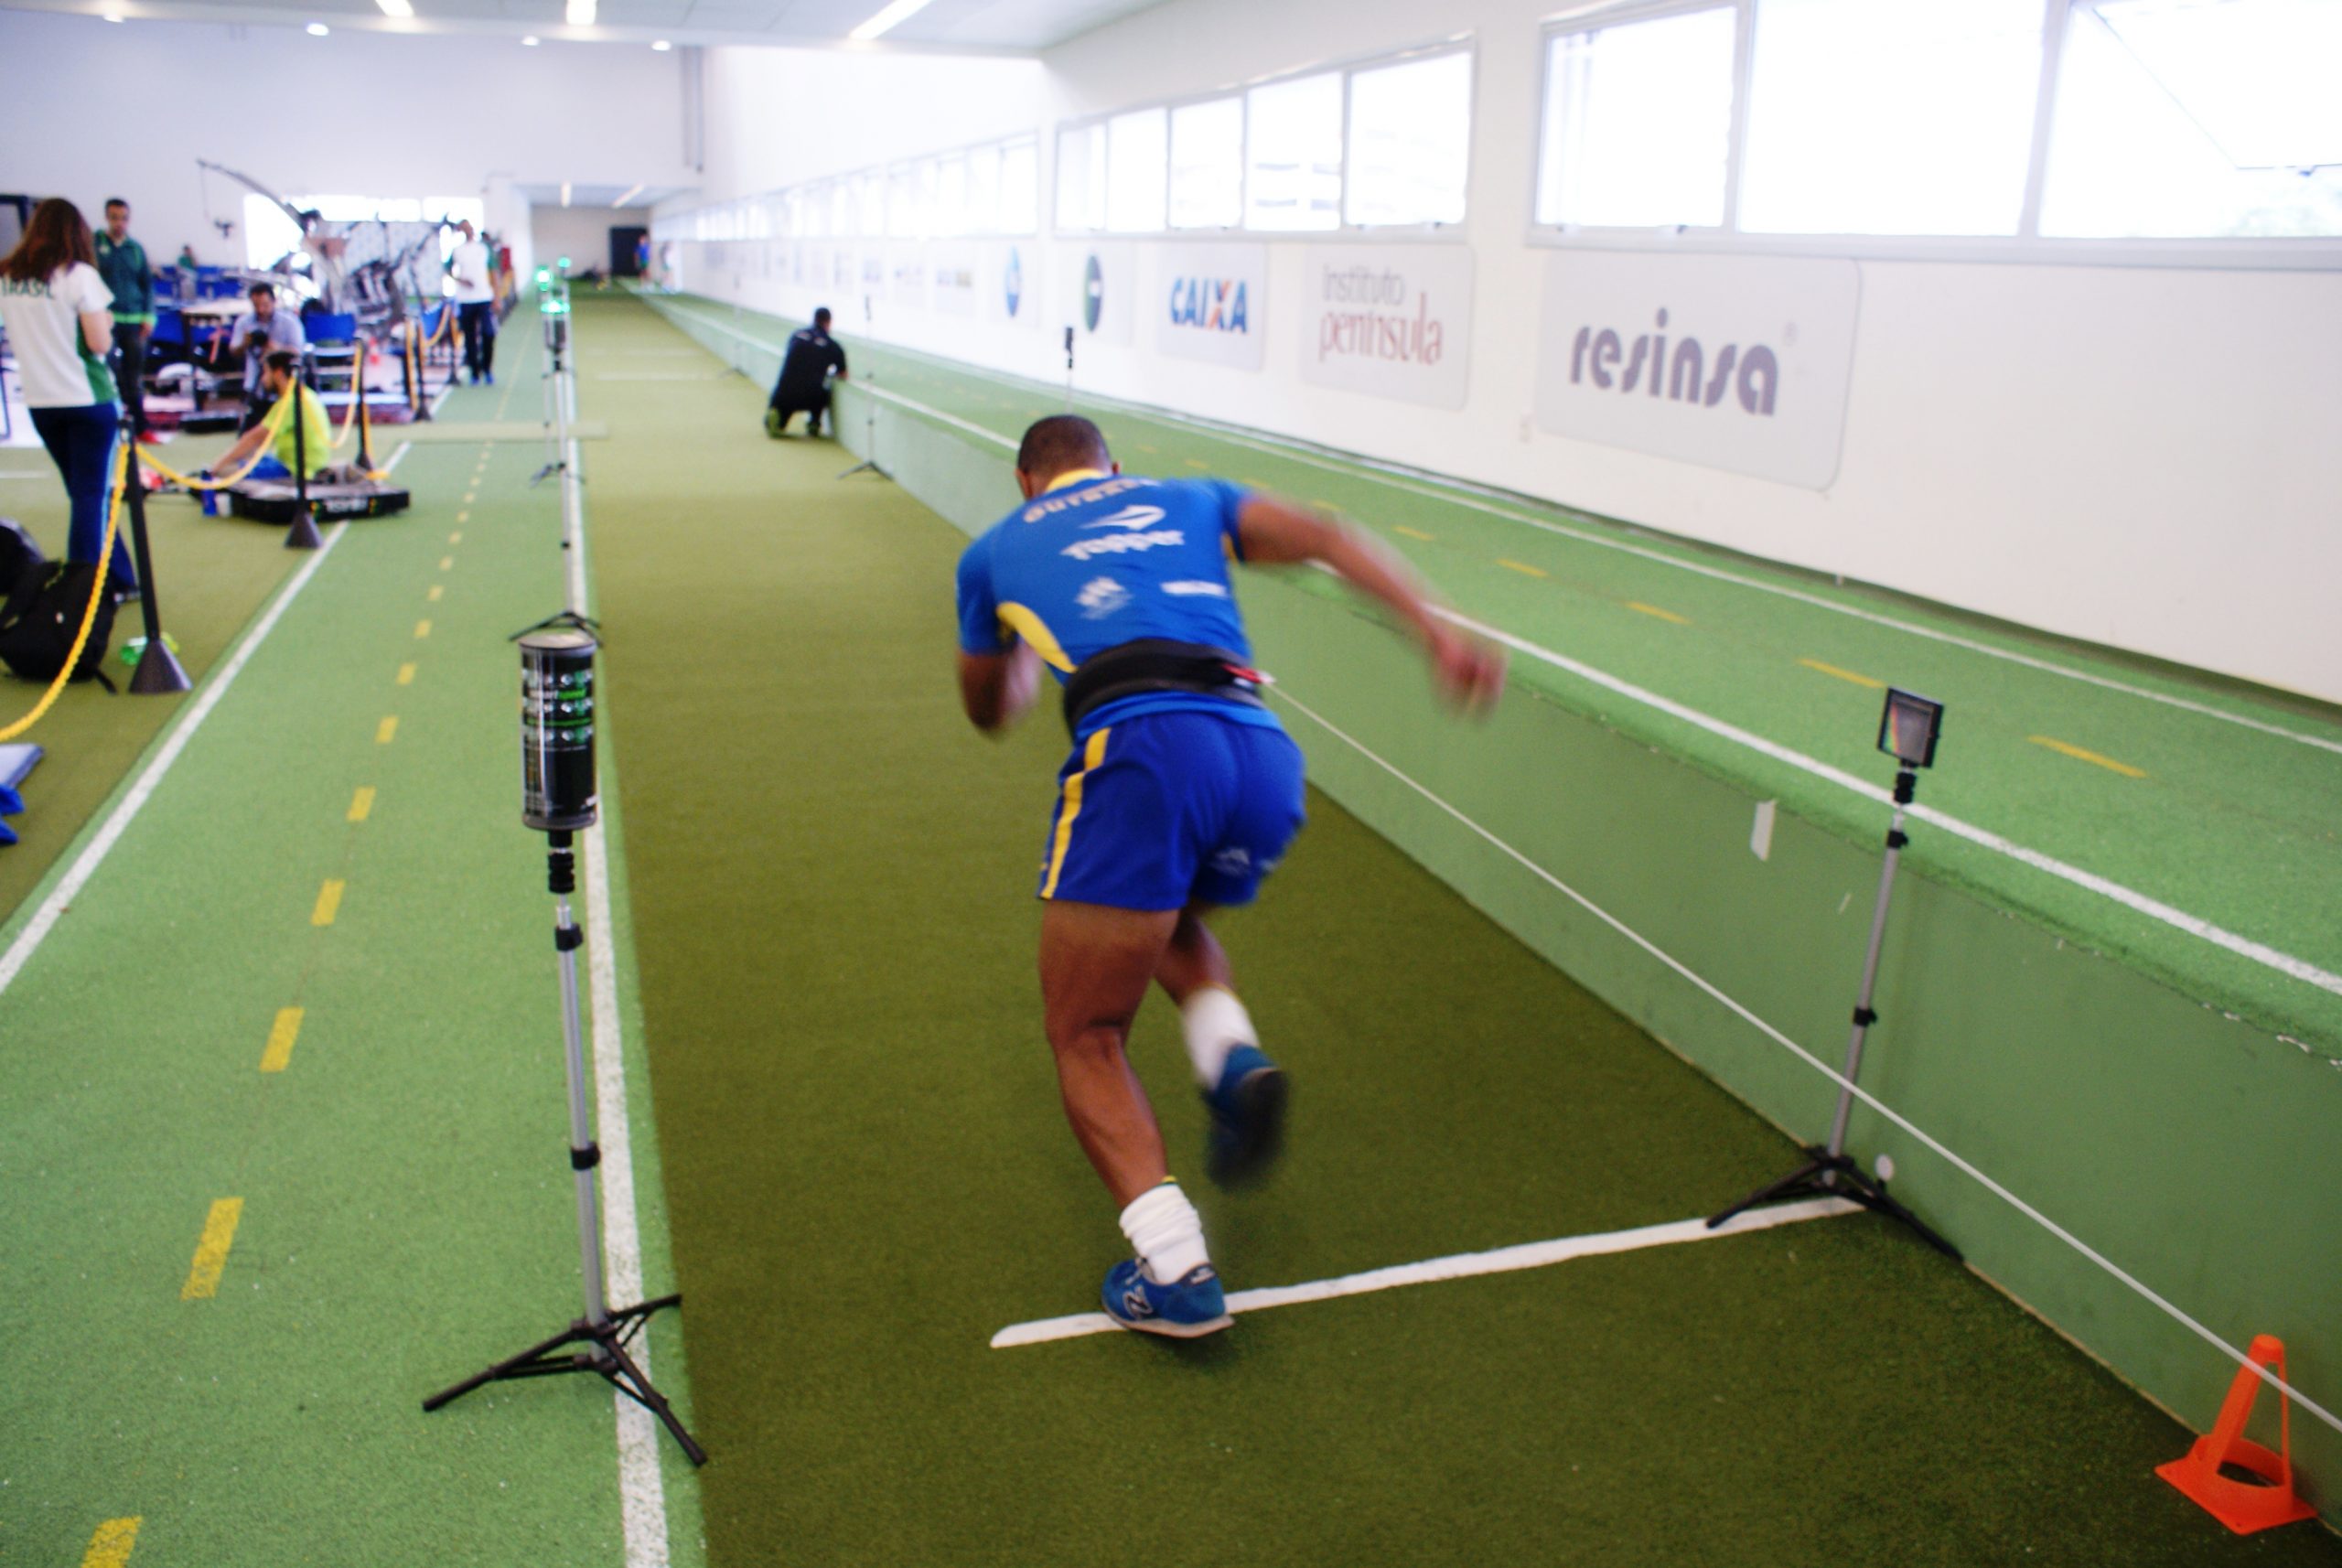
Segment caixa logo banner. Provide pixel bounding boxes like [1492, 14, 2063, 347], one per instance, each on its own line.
[1533, 252, 1859, 490]
[1155, 242, 1267, 371]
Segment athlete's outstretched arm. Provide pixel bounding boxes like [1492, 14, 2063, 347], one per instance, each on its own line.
[958, 642, 1043, 734]
[1236, 495, 1505, 712]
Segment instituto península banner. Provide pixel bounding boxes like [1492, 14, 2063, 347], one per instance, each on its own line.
[1298, 244, 1473, 410]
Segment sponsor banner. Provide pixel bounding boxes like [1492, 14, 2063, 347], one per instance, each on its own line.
[1532, 252, 1859, 490]
[1068, 242, 1134, 344]
[930, 242, 979, 317]
[888, 244, 928, 310]
[1298, 244, 1473, 410]
[988, 242, 1039, 330]
[1155, 242, 1267, 372]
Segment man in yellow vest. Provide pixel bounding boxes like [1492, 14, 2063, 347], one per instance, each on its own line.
[209, 349, 332, 484]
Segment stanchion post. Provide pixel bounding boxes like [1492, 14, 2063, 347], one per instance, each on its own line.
[121, 441, 192, 694]
[285, 380, 322, 551]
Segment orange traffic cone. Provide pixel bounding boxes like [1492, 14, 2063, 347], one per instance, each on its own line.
[2157, 1335, 2318, 1534]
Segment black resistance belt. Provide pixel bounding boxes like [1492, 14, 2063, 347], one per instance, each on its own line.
[1060, 639, 1269, 736]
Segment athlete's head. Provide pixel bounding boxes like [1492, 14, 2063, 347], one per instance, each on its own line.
[1015, 414, 1116, 500]
[813, 306, 833, 328]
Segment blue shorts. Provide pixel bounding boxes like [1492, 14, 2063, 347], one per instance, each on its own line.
[1037, 711, 1306, 911]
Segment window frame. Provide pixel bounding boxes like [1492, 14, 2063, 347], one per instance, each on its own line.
[1529, 0, 2342, 270]
[1049, 34, 1477, 243]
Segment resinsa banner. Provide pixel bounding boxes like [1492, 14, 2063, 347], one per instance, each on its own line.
[1532, 252, 1859, 490]
[1155, 242, 1266, 371]
[1299, 245, 1473, 410]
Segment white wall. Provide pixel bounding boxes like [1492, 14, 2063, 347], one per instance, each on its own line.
[665, 0, 2342, 703]
[0, 10, 689, 270]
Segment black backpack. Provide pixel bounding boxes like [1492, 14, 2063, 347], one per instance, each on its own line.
[0, 559, 119, 687]
[0, 518, 41, 595]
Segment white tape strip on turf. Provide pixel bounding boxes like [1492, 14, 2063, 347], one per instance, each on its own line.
[562, 371, 674, 1568]
[1268, 684, 2342, 1438]
[992, 1197, 1859, 1349]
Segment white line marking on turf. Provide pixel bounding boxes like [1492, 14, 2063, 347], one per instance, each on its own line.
[657, 295, 2341, 758]
[0, 524, 348, 998]
[564, 376, 672, 1568]
[1270, 683, 2342, 1437]
[993, 1198, 1858, 1348]
[1427, 602, 2342, 1001]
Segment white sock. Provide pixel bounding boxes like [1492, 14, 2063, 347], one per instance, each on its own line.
[1119, 1179, 1211, 1284]
[1181, 985, 1257, 1090]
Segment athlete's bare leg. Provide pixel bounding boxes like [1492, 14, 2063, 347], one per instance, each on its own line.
[1154, 902, 1232, 1004]
[1039, 898, 1180, 1208]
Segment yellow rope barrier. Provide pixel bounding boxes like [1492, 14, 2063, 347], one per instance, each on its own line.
[139, 390, 299, 491]
[0, 441, 131, 742]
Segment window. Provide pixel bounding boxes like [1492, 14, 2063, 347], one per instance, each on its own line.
[935, 155, 968, 237]
[1106, 108, 1170, 231]
[1246, 71, 1343, 231]
[1169, 96, 1244, 229]
[2041, 0, 2342, 238]
[1000, 138, 1039, 233]
[966, 144, 1001, 232]
[857, 170, 886, 238]
[1740, 0, 2045, 235]
[1537, 8, 1735, 229]
[1346, 50, 1472, 226]
[886, 163, 923, 238]
[1056, 122, 1108, 231]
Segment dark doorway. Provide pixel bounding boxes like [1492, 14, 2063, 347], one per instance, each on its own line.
[612, 225, 650, 279]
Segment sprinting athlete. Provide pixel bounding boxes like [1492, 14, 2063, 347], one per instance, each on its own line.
[955, 415, 1502, 1337]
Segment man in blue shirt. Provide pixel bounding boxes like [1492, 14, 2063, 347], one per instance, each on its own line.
[956, 415, 1503, 1337]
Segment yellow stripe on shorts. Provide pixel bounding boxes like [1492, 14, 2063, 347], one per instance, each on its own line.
[1040, 727, 1112, 900]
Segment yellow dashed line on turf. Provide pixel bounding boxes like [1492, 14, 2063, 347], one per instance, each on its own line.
[1184, 457, 1209, 469]
[427, 585, 443, 602]
[1627, 601, 1690, 625]
[81, 1517, 141, 1567]
[463, 490, 477, 504]
[312, 880, 345, 927]
[1799, 657, 1885, 689]
[376, 715, 398, 744]
[1137, 444, 1159, 455]
[448, 531, 463, 544]
[260, 1006, 304, 1073]
[2029, 736, 2147, 778]
[396, 662, 415, 686]
[414, 620, 432, 639]
[1393, 525, 1434, 542]
[1496, 559, 1548, 579]
[180, 1198, 243, 1299]
[348, 786, 375, 822]
[457, 511, 470, 524]
[439, 555, 454, 571]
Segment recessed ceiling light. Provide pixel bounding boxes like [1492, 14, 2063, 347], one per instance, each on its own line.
[374, 0, 413, 16]
[521, 33, 539, 43]
[650, 38, 671, 49]
[847, 0, 934, 41]
[102, 9, 124, 18]
[613, 183, 645, 206]
[564, 0, 594, 24]
[306, 20, 329, 34]
[561, 182, 573, 208]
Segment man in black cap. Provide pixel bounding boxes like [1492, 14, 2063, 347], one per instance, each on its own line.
[765, 306, 848, 437]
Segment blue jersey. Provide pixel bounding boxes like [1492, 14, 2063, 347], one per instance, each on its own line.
[956, 472, 1284, 740]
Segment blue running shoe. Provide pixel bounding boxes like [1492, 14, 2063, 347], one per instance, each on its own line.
[484, 371, 496, 386]
[1204, 1045, 1288, 1189]
[1101, 1259, 1232, 1338]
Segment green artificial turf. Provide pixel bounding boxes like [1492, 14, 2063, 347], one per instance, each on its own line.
[0, 313, 704, 1566]
[574, 293, 2341, 1568]
[641, 291, 2342, 1057]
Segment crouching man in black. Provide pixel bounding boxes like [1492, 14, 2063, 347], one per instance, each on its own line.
[765, 306, 849, 437]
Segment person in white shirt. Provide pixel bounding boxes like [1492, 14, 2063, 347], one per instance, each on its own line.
[446, 220, 498, 386]
[0, 197, 137, 589]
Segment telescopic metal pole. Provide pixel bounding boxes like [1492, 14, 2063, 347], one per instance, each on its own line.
[1823, 771, 1911, 1170]
[549, 831, 608, 1329]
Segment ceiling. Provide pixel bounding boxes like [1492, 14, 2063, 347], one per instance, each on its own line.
[516, 182, 696, 209]
[2, 0, 1166, 49]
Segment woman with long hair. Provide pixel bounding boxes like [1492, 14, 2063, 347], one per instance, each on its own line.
[0, 197, 138, 591]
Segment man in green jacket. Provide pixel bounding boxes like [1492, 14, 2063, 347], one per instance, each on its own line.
[94, 197, 155, 440]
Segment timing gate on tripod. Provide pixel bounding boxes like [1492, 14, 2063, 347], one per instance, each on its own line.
[423, 624, 706, 1466]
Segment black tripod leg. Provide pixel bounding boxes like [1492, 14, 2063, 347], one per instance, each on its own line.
[1707, 1150, 1834, 1230]
[1840, 1175, 1963, 1262]
[596, 1329, 708, 1466]
[424, 1318, 594, 1412]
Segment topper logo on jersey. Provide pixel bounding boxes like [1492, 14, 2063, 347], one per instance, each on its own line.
[1166, 275, 1250, 335]
[1568, 309, 1779, 416]
[1079, 504, 1167, 531]
[1061, 529, 1185, 563]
